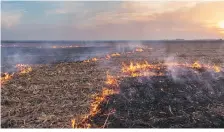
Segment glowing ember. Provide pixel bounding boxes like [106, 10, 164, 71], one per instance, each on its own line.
[135, 48, 143, 52]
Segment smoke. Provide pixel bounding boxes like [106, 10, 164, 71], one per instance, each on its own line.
[163, 53, 224, 100]
[1, 49, 26, 73]
[114, 41, 144, 53]
[164, 55, 179, 81]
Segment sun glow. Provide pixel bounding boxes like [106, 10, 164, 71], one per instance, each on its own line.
[218, 21, 224, 29]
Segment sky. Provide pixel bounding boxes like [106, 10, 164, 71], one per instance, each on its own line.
[1, 0, 224, 40]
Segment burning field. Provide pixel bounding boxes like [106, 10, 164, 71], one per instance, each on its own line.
[1, 43, 224, 128]
[75, 61, 224, 128]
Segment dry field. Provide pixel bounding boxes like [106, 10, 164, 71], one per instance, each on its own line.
[1, 42, 224, 128]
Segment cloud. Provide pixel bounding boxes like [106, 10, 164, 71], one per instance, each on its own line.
[77, 1, 224, 39]
[45, 1, 122, 28]
[2, 1, 224, 40]
[1, 1, 25, 29]
[46, 2, 85, 15]
[1, 11, 23, 29]
[77, 1, 199, 28]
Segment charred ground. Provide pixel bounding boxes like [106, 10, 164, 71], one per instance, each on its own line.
[80, 67, 224, 128]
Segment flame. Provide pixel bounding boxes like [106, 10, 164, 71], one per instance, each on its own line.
[83, 58, 98, 63]
[73, 72, 119, 128]
[83, 52, 123, 63]
[122, 61, 151, 73]
[121, 61, 220, 77]
[90, 88, 118, 116]
[122, 61, 163, 77]
[16, 64, 32, 74]
[135, 48, 143, 52]
[73, 59, 223, 128]
[20, 67, 32, 74]
[84, 60, 90, 63]
[192, 61, 202, 69]
[213, 65, 221, 73]
[1, 73, 14, 84]
[111, 53, 120, 57]
[106, 72, 118, 86]
[74, 88, 118, 128]
[1, 64, 32, 85]
[92, 58, 98, 61]
[122, 61, 222, 77]
[71, 119, 76, 128]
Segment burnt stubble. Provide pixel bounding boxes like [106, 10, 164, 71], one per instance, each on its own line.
[84, 67, 224, 128]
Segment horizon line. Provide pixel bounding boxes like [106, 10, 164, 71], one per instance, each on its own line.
[1, 39, 224, 42]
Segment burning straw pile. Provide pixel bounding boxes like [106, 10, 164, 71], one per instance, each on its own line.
[74, 61, 224, 128]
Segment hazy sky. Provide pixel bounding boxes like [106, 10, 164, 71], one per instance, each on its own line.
[1, 1, 224, 40]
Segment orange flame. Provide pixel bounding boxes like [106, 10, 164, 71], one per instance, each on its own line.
[90, 88, 118, 116]
[16, 64, 32, 74]
[111, 53, 120, 57]
[83, 58, 98, 63]
[1, 73, 14, 84]
[106, 72, 118, 86]
[122, 61, 151, 72]
[92, 58, 98, 61]
[121, 61, 163, 77]
[20, 67, 32, 74]
[74, 88, 118, 128]
[73, 72, 119, 128]
[71, 119, 76, 128]
[213, 65, 221, 73]
[73, 60, 223, 128]
[192, 61, 202, 69]
[122, 61, 222, 77]
[84, 60, 90, 63]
